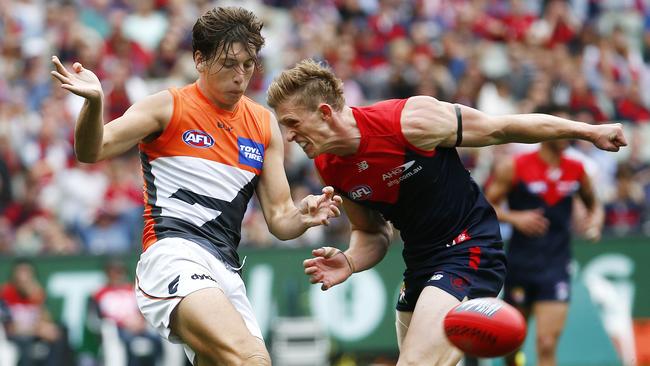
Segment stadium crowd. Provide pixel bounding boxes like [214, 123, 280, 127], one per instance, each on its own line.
[0, 0, 648, 254]
[1, 1, 650, 365]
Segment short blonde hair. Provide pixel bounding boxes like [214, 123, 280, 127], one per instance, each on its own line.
[267, 59, 345, 112]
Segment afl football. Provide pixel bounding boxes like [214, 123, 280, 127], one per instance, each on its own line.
[444, 297, 526, 358]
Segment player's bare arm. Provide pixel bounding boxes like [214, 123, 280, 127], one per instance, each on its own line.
[485, 158, 549, 237]
[51, 56, 169, 162]
[452, 104, 626, 150]
[256, 113, 342, 240]
[304, 198, 392, 290]
[399, 95, 627, 151]
[577, 172, 604, 241]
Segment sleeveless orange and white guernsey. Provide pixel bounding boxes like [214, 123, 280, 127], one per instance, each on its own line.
[139, 83, 271, 269]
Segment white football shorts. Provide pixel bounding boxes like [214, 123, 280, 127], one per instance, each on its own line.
[135, 237, 263, 361]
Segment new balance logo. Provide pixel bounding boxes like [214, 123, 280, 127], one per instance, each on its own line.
[168, 275, 180, 295]
[357, 161, 369, 172]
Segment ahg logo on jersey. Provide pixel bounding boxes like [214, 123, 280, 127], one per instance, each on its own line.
[182, 130, 215, 148]
[238, 137, 264, 169]
[382, 161, 415, 181]
[349, 185, 372, 200]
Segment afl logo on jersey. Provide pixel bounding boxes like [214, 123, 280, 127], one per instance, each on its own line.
[349, 185, 372, 200]
[182, 130, 214, 148]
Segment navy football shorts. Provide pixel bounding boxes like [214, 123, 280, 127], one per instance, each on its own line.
[503, 265, 571, 307]
[396, 239, 506, 312]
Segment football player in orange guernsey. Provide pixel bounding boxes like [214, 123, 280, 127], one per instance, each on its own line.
[51, 7, 341, 366]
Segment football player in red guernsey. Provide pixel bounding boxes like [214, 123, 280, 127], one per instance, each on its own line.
[267, 59, 624, 366]
[485, 105, 604, 366]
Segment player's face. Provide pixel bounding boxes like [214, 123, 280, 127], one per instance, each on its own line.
[544, 139, 569, 153]
[275, 102, 328, 159]
[198, 42, 255, 110]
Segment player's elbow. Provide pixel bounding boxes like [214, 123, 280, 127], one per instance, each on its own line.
[75, 152, 100, 164]
[74, 143, 104, 163]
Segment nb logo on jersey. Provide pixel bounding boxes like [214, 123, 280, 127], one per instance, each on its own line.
[349, 185, 372, 200]
[357, 161, 369, 172]
[183, 130, 214, 148]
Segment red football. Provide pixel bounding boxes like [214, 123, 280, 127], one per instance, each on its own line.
[444, 297, 526, 358]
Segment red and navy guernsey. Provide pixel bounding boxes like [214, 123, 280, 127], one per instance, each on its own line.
[314, 99, 502, 269]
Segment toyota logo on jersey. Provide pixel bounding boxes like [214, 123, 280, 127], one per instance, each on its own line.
[182, 130, 215, 148]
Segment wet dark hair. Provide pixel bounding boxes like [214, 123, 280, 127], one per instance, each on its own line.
[192, 7, 265, 69]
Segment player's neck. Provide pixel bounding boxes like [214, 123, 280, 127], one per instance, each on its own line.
[325, 106, 361, 156]
[538, 147, 561, 166]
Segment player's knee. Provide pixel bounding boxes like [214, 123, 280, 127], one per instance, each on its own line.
[243, 352, 271, 366]
[536, 334, 558, 356]
[239, 339, 271, 366]
[197, 339, 270, 366]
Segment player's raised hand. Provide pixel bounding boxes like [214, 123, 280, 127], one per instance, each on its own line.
[51, 56, 103, 101]
[298, 186, 343, 227]
[592, 123, 627, 152]
[303, 246, 354, 290]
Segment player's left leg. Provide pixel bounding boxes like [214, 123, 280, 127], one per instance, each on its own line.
[396, 286, 463, 366]
[533, 301, 569, 366]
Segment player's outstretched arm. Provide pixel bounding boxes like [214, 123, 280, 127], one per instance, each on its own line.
[51, 56, 168, 162]
[304, 199, 392, 290]
[399, 96, 626, 152]
[454, 104, 627, 151]
[256, 115, 342, 240]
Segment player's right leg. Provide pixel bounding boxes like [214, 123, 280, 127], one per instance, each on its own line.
[502, 274, 532, 366]
[395, 286, 463, 366]
[135, 237, 270, 366]
[533, 301, 568, 366]
[170, 287, 270, 365]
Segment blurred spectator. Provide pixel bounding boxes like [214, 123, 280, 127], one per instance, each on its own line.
[121, 0, 169, 52]
[0, 259, 72, 366]
[88, 259, 161, 366]
[604, 163, 646, 236]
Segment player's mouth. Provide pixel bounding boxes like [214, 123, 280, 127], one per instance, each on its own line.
[298, 141, 308, 149]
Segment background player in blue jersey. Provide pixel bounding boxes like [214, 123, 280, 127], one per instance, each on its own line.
[485, 105, 604, 366]
[266, 59, 624, 366]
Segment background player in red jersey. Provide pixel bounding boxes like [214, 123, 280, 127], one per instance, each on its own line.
[51, 7, 342, 366]
[485, 105, 604, 366]
[266, 59, 625, 366]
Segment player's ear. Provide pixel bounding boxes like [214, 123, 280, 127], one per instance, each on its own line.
[318, 103, 333, 120]
[194, 51, 205, 72]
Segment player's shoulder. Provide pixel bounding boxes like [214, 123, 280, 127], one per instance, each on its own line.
[128, 89, 174, 126]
